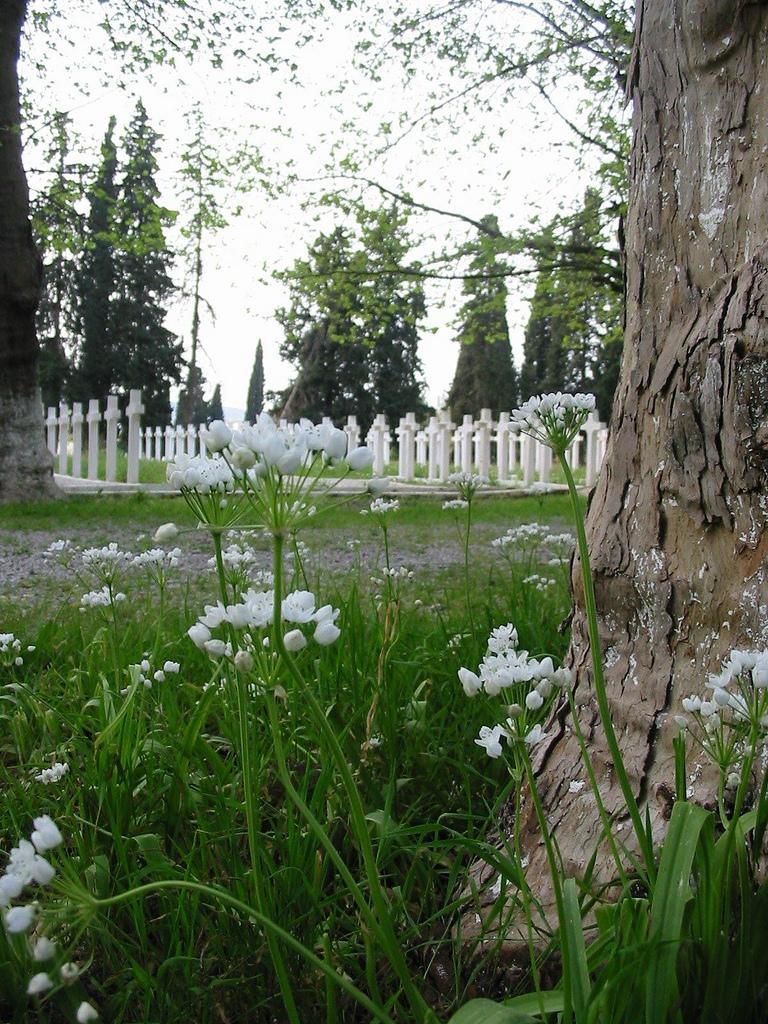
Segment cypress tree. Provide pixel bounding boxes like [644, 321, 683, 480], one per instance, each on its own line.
[245, 341, 265, 421]
[206, 383, 223, 422]
[446, 216, 517, 419]
[112, 101, 182, 424]
[75, 116, 119, 402]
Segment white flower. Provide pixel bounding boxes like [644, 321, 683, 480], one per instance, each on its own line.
[4, 904, 35, 933]
[474, 725, 506, 759]
[314, 621, 341, 646]
[27, 972, 53, 995]
[6, 838, 55, 886]
[283, 629, 307, 652]
[229, 446, 256, 470]
[0, 873, 24, 905]
[525, 690, 544, 711]
[163, 661, 180, 674]
[367, 478, 390, 496]
[277, 448, 303, 475]
[199, 602, 228, 628]
[234, 650, 254, 672]
[281, 590, 316, 623]
[31, 816, 63, 853]
[443, 499, 469, 510]
[323, 427, 348, 461]
[487, 624, 519, 655]
[203, 639, 228, 659]
[200, 420, 232, 453]
[458, 667, 482, 697]
[366, 498, 399, 516]
[60, 962, 80, 982]
[347, 446, 374, 471]
[524, 723, 549, 746]
[188, 623, 211, 649]
[681, 695, 701, 713]
[77, 1001, 100, 1022]
[153, 522, 179, 543]
[33, 936, 57, 961]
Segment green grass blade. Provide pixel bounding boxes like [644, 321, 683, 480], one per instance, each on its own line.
[562, 877, 591, 1020]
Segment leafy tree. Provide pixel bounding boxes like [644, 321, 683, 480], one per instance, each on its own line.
[447, 216, 517, 419]
[245, 340, 265, 421]
[74, 116, 120, 403]
[278, 208, 427, 432]
[111, 100, 182, 424]
[520, 190, 623, 419]
[30, 111, 84, 408]
[176, 104, 229, 425]
[206, 382, 223, 422]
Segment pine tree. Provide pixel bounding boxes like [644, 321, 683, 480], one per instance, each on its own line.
[31, 111, 84, 408]
[447, 216, 517, 419]
[206, 383, 223, 422]
[112, 101, 182, 425]
[75, 116, 120, 402]
[245, 341, 265, 421]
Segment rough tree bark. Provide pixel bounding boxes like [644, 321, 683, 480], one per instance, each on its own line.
[0, 0, 57, 501]
[469, 0, 768, 946]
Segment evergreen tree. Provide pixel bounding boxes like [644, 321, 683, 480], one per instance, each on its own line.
[277, 209, 426, 433]
[176, 363, 208, 424]
[206, 383, 223, 422]
[447, 216, 517, 419]
[112, 101, 182, 424]
[75, 116, 120, 402]
[245, 340, 265, 421]
[31, 111, 84, 408]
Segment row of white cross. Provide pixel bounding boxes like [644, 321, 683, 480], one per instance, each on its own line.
[44, 393, 608, 487]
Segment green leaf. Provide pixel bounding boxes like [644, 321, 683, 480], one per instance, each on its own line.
[446, 998, 538, 1023]
[645, 801, 710, 1024]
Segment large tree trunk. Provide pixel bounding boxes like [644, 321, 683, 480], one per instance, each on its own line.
[473, 0, 768, 946]
[0, 0, 57, 501]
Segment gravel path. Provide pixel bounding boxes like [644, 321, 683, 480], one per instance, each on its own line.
[0, 520, 529, 600]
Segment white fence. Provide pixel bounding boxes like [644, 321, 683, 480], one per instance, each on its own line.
[44, 392, 608, 487]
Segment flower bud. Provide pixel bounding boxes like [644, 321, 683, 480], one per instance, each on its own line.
[347, 446, 374, 471]
[283, 629, 307, 653]
[234, 650, 254, 672]
[153, 523, 179, 544]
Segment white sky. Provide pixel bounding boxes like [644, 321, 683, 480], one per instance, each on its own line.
[21, 3, 605, 415]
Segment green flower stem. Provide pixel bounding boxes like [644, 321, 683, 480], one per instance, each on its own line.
[88, 880, 395, 1024]
[520, 745, 572, 1024]
[566, 690, 629, 887]
[211, 531, 299, 1024]
[464, 499, 476, 638]
[271, 531, 437, 1024]
[558, 451, 655, 878]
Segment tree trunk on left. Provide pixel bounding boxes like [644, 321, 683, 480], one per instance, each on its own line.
[0, 0, 57, 501]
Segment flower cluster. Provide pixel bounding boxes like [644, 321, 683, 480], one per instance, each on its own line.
[1, 632, 25, 668]
[35, 762, 69, 785]
[511, 392, 595, 452]
[167, 453, 235, 493]
[188, 588, 341, 660]
[1, 815, 62, 921]
[442, 499, 469, 511]
[81, 543, 133, 586]
[676, 648, 768, 779]
[362, 498, 400, 517]
[124, 658, 181, 691]
[79, 586, 126, 610]
[523, 573, 557, 592]
[447, 471, 487, 501]
[458, 623, 571, 756]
